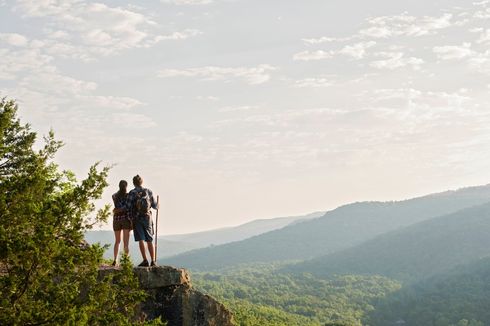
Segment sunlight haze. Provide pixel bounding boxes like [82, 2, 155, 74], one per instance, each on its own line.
[1, 0, 490, 234]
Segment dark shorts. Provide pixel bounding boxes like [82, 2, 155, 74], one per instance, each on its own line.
[113, 218, 132, 231]
[133, 216, 153, 242]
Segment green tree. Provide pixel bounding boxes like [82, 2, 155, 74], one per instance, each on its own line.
[0, 98, 147, 325]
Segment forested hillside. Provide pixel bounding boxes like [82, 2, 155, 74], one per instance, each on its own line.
[183, 192, 490, 326]
[287, 202, 490, 282]
[367, 258, 490, 326]
[192, 264, 401, 326]
[164, 186, 490, 270]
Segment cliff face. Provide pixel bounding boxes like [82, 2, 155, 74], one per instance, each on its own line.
[100, 266, 234, 326]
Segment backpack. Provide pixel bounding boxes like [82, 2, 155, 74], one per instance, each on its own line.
[135, 189, 151, 215]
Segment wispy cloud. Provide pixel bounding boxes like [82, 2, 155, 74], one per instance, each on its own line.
[370, 52, 424, 70]
[158, 65, 277, 84]
[197, 95, 220, 101]
[477, 29, 490, 43]
[161, 0, 214, 4]
[360, 13, 453, 38]
[151, 29, 203, 42]
[339, 41, 377, 59]
[293, 50, 334, 61]
[433, 43, 474, 60]
[302, 36, 355, 44]
[0, 33, 29, 47]
[13, 0, 201, 59]
[294, 78, 334, 88]
[112, 112, 156, 128]
[218, 105, 259, 113]
[0, 47, 54, 80]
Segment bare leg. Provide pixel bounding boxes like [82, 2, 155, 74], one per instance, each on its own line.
[138, 240, 148, 261]
[113, 230, 121, 263]
[147, 241, 155, 262]
[122, 229, 130, 256]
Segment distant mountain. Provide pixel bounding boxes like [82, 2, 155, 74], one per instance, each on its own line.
[84, 211, 322, 261]
[162, 211, 324, 247]
[163, 185, 490, 270]
[367, 257, 490, 326]
[287, 202, 490, 282]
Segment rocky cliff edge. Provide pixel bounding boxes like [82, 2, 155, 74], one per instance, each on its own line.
[99, 266, 234, 326]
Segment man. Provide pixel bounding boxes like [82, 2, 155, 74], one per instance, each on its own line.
[127, 174, 158, 267]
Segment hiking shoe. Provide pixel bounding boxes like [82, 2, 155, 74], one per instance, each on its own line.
[111, 260, 117, 267]
[138, 259, 149, 267]
[150, 261, 157, 267]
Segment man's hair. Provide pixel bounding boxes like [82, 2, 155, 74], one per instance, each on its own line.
[133, 175, 143, 186]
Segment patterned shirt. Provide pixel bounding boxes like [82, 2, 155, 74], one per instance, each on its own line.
[126, 186, 157, 220]
[112, 192, 128, 221]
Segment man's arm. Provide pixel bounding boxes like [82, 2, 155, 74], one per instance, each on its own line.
[149, 189, 158, 210]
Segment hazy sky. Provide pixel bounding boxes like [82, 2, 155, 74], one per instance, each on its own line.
[1, 0, 490, 234]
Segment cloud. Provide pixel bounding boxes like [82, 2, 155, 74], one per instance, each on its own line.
[293, 50, 334, 61]
[19, 72, 97, 96]
[161, 0, 214, 4]
[293, 41, 375, 63]
[0, 48, 54, 80]
[112, 112, 157, 128]
[433, 43, 474, 60]
[361, 88, 482, 125]
[154, 29, 203, 41]
[360, 26, 393, 38]
[302, 36, 355, 44]
[46, 30, 71, 40]
[432, 42, 490, 74]
[360, 13, 453, 38]
[467, 50, 490, 73]
[13, 0, 201, 59]
[197, 95, 220, 101]
[88, 96, 144, 109]
[370, 52, 424, 70]
[477, 29, 490, 43]
[294, 78, 334, 88]
[158, 65, 277, 84]
[474, 5, 490, 19]
[212, 108, 348, 129]
[339, 41, 376, 59]
[6, 70, 144, 112]
[0, 33, 29, 47]
[218, 105, 259, 113]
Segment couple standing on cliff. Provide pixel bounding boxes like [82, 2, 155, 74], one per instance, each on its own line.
[112, 174, 159, 267]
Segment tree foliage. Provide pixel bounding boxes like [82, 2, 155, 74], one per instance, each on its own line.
[192, 263, 401, 326]
[366, 258, 490, 326]
[0, 99, 147, 325]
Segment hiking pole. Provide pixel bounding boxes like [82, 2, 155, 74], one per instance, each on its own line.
[155, 195, 159, 262]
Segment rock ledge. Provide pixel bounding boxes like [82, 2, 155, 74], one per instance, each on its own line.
[100, 266, 234, 326]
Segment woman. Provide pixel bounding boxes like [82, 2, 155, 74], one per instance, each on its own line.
[112, 180, 132, 266]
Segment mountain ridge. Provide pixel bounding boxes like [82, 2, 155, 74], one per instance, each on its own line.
[286, 201, 490, 282]
[85, 211, 323, 260]
[163, 184, 490, 270]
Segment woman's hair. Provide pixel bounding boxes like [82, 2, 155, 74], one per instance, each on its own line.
[119, 180, 128, 192]
[115, 180, 128, 200]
